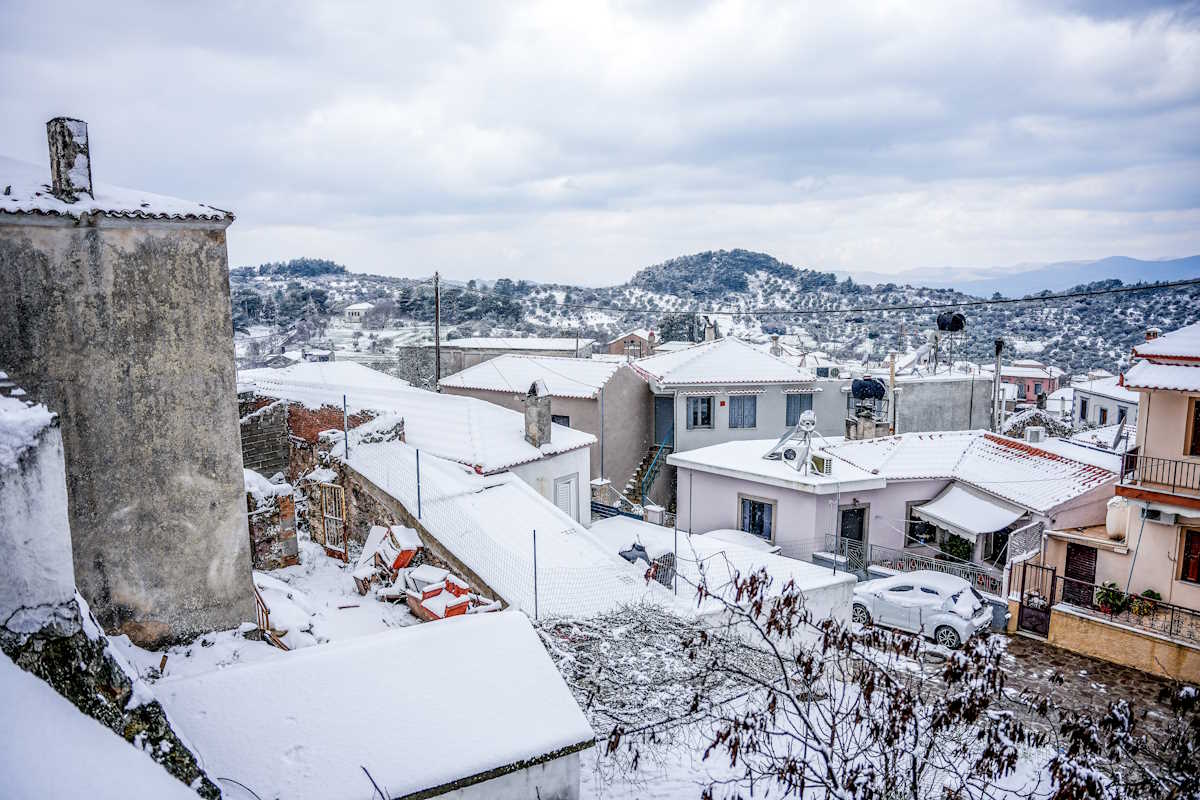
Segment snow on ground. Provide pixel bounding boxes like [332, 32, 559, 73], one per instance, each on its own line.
[111, 534, 417, 682]
[0, 654, 201, 800]
[0, 391, 55, 469]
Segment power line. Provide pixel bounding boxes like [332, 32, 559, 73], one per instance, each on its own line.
[410, 275, 1200, 319]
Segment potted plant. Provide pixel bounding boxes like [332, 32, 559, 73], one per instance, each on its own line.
[1129, 588, 1161, 617]
[1095, 581, 1128, 615]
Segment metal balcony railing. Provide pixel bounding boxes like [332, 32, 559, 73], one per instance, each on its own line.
[1121, 451, 1200, 497]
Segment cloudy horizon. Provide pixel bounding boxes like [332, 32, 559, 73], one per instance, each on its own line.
[2, 0, 1198, 283]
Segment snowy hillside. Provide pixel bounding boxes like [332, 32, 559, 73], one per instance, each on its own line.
[230, 250, 1200, 373]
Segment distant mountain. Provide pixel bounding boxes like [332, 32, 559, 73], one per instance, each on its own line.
[850, 255, 1200, 297]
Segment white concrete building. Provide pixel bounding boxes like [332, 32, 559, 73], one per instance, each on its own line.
[1073, 375, 1139, 429]
[343, 301, 374, 322]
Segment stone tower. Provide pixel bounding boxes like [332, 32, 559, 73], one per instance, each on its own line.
[0, 118, 253, 646]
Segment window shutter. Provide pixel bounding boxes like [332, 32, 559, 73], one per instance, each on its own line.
[555, 479, 573, 516]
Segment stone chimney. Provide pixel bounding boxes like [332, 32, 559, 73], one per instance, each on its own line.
[1145, 326, 1162, 341]
[46, 117, 93, 201]
[524, 380, 552, 447]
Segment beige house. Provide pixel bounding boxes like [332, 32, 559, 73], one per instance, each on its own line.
[1024, 322, 1200, 680]
[437, 336, 594, 378]
[439, 355, 652, 496]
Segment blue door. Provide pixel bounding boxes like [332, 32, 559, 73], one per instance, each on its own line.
[654, 395, 674, 447]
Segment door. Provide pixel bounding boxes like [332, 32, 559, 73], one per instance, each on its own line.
[877, 584, 918, 631]
[318, 483, 347, 559]
[554, 474, 578, 521]
[1062, 542, 1097, 607]
[654, 395, 674, 447]
[838, 506, 868, 569]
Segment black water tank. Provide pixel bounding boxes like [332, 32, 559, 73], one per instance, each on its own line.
[936, 311, 966, 332]
[851, 377, 887, 400]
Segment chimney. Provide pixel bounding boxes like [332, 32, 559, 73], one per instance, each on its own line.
[46, 117, 93, 201]
[524, 380, 552, 447]
[1145, 326, 1162, 342]
[769, 334, 782, 357]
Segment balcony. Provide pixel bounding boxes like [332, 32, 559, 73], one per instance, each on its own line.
[1118, 451, 1200, 507]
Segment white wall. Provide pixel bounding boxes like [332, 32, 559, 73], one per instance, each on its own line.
[671, 385, 798, 453]
[1075, 388, 1138, 428]
[510, 446, 593, 527]
[0, 419, 76, 630]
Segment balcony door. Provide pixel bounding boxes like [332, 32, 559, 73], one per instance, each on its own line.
[1062, 542, 1097, 607]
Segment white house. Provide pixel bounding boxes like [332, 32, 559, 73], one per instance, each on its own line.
[239, 361, 594, 524]
[670, 429, 1117, 596]
[156, 612, 596, 800]
[344, 301, 374, 322]
[1073, 374, 1139, 429]
[632, 337, 815, 453]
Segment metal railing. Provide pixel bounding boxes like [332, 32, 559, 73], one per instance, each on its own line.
[869, 543, 1004, 596]
[641, 427, 673, 505]
[824, 533, 866, 571]
[1121, 451, 1200, 497]
[253, 585, 289, 651]
[1054, 574, 1200, 646]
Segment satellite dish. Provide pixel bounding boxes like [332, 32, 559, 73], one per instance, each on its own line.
[936, 311, 966, 332]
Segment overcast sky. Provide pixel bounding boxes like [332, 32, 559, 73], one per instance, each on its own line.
[2, 1, 1198, 283]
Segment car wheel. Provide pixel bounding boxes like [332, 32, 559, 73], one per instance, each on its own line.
[934, 625, 962, 649]
[851, 604, 871, 625]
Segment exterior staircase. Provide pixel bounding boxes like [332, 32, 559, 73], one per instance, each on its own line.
[625, 440, 672, 505]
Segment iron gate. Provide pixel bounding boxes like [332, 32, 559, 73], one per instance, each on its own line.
[1016, 561, 1055, 638]
[319, 482, 348, 560]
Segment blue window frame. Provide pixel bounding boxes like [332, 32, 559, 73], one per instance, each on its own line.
[785, 393, 813, 426]
[729, 395, 757, 429]
[740, 497, 774, 541]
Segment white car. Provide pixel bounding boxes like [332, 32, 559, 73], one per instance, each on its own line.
[851, 570, 992, 649]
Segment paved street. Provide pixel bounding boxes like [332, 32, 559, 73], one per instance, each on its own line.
[999, 633, 1178, 736]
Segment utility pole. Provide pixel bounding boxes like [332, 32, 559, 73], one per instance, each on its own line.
[992, 338, 1005, 432]
[433, 271, 441, 388]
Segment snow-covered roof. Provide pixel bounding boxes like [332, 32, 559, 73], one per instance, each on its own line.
[0, 155, 232, 222]
[1067, 425, 1137, 458]
[438, 354, 623, 399]
[634, 337, 812, 387]
[1072, 375, 1139, 404]
[1131, 321, 1200, 360]
[344, 432, 666, 615]
[667, 437, 885, 494]
[825, 431, 1116, 514]
[155, 612, 594, 800]
[0, 392, 56, 471]
[0, 655, 200, 800]
[982, 362, 1066, 379]
[1123, 361, 1200, 392]
[344, 301, 374, 311]
[653, 340, 698, 353]
[239, 362, 592, 473]
[443, 336, 592, 351]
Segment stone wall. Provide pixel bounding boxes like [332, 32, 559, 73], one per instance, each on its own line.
[240, 397, 290, 477]
[247, 493, 299, 570]
[0, 215, 253, 646]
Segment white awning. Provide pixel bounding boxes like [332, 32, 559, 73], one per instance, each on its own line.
[914, 484, 1024, 544]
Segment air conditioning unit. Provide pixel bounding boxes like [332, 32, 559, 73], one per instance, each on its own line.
[811, 453, 834, 475]
[829, 367, 841, 379]
[1025, 426, 1046, 444]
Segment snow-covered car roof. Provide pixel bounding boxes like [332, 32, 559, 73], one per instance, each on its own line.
[856, 570, 971, 595]
[0, 155, 232, 222]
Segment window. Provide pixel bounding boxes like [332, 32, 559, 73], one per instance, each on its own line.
[786, 393, 813, 426]
[687, 396, 713, 429]
[551, 414, 570, 427]
[553, 474, 579, 521]
[816, 367, 830, 378]
[739, 496, 775, 541]
[919, 587, 941, 596]
[1034, 382, 1043, 396]
[728, 395, 757, 428]
[888, 585, 914, 593]
[1079, 397, 1090, 422]
[1099, 407, 1109, 425]
[905, 501, 937, 546]
[623, 340, 641, 357]
[1190, 399, 1200, 456]
[1117, 407, 1128, 425]
[1182, 530, 1200, 584]
[1017, 382, 1027, 400]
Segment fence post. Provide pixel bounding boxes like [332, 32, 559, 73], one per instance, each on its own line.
[673, 525, 678, 596]
[416, 449, 422, 520]
[532, 528, 538, 621]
